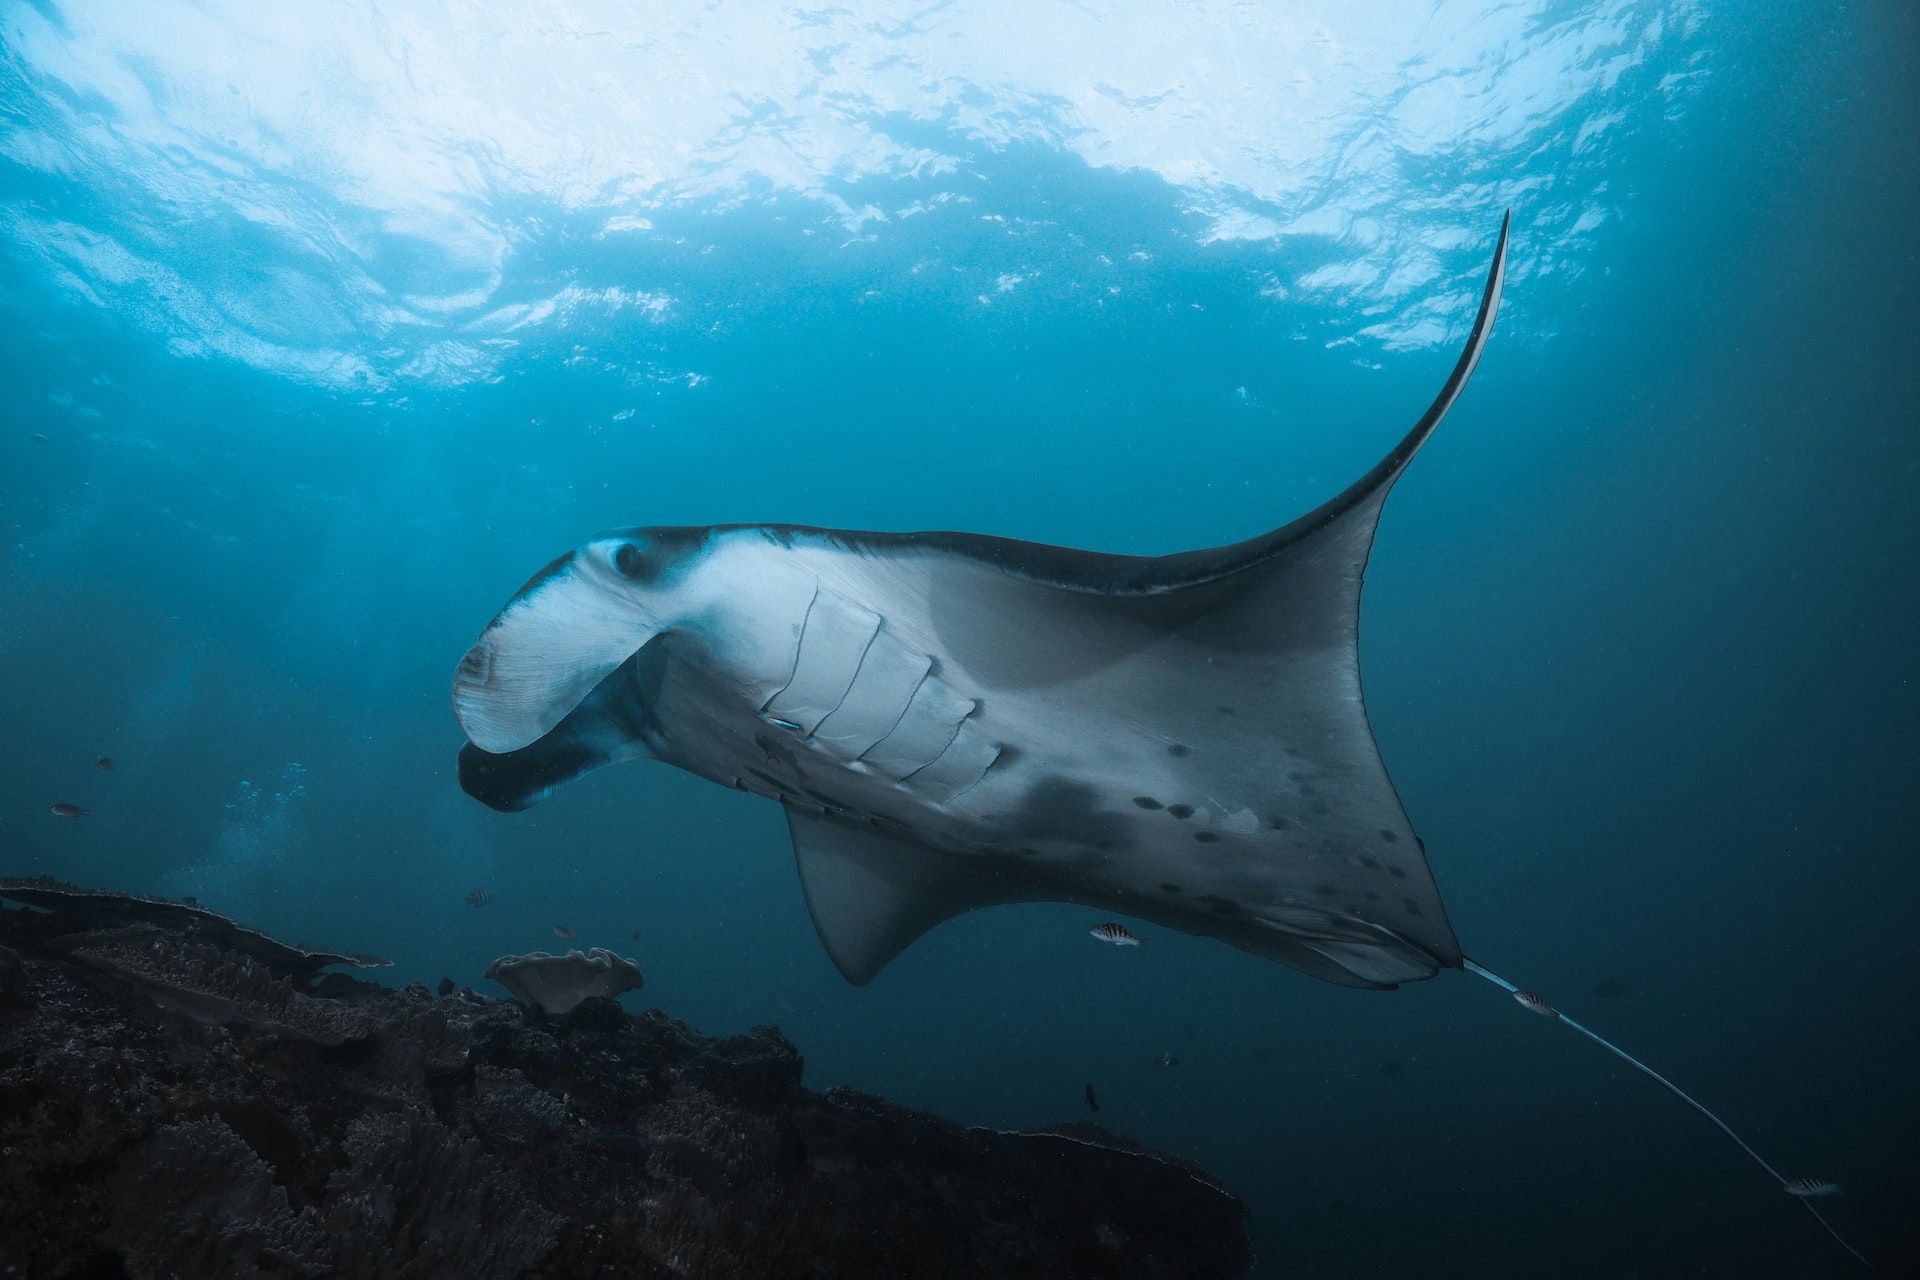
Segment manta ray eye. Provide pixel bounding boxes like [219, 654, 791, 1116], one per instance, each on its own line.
[614, 542, 647, 578]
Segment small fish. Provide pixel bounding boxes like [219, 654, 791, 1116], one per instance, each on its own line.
[95, 756, 115, 772]
[1089, 921, 1142, 948]
[465, 890, 493, 909]
[31, 432, 49, 443]
[554, 925, 576, 940]
[50, 803, 88, 818]
[1154, 1051, 1179, 1069]
[1084, 1082, 1099, 1113]
[1785, 1178, 1842, 1198]
[1512, 989, 1557, 1017]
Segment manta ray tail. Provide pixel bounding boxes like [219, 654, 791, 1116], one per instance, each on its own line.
[1462, 959, 1876, 1273]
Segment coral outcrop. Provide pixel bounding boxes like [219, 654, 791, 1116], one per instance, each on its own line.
[484, 946, 644, 1015]
[0, 879, 1252, 1278]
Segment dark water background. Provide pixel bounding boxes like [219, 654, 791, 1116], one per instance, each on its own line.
[4, 2, 1916, 1275]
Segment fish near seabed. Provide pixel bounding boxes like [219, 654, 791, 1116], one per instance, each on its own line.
[450, 214, 1874, 1270]
[1090, 921, 1143, 948]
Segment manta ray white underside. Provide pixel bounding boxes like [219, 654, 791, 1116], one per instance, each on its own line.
[454, 214, 1510, 990]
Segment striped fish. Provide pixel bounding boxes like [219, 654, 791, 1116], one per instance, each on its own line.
[1511, 989, 1557, 1017]
[1089, 922, 1143, 948]
[1784, 1178, 1842, 1198]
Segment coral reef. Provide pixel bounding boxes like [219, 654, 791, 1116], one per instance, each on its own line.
[0, 880, 1251, 1278]
[485, 946, 644, 1015]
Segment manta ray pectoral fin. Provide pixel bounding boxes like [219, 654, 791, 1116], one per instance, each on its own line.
[787, 808, 1028, 985]
[453, 544, 661, 754]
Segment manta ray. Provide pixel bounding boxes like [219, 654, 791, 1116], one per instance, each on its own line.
[455, 221, 1505, 990]
[451, 214, 1870, 1270]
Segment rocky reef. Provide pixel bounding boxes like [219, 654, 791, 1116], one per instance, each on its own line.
[0, 877, 1252, 1278]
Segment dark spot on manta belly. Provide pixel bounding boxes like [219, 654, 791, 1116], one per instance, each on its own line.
[1166, 804, 1195, 819]
[1378, 829, 1399, 843]
[1403, 898, 1424, 917]
[1167, 743, 1191, 757]
[1215, 706, 1235, 716]
[1010, 777, 1135, 853]
[1160, 883, 1183, 894]
[1193, 831, 1220, 843]
[1359, 856, 1379, 870]
[1388, 866, 1407, 880]
[1313, 884, 1338, 897]
[1133, 796, 1163, 810]
[1311, 802, 1330, 815]
[1199, 895, 1241, 915]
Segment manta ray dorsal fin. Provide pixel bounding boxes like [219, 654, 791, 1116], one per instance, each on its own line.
[453, 546, 659, 754]
[787, 808, 1025, 985]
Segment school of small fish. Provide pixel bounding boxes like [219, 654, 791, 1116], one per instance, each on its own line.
[1089, 921, 1142, 948]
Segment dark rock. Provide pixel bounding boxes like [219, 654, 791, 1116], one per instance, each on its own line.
[0, 877, 1252, 1278]
[563, 992, 627, 1034]
[0, 876, 388, 978]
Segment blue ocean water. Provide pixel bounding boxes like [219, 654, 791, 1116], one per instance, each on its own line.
[3, 1, 1915, 1274]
